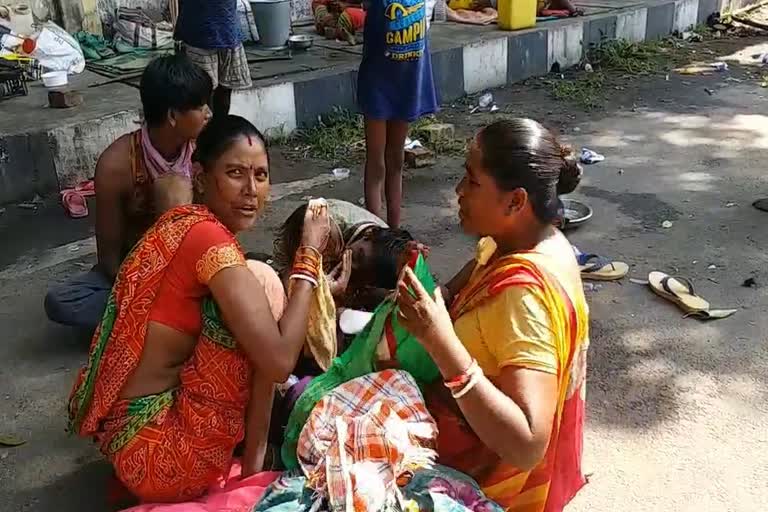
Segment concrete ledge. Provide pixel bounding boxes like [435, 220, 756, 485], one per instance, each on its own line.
[0, 0, 730, 204]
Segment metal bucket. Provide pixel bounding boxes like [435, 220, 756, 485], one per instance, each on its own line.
[250, 0, 291, 49]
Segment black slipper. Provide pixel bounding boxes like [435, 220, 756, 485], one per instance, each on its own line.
[753, 199, 768, 212]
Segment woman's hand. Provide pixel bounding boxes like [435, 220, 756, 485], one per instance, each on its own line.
[300, 200, 330, 251]
[396, 267, 473, 379]
[328, 249, 352, 298]
[396, 266, 454, 350]
[396, 241, 430, 274]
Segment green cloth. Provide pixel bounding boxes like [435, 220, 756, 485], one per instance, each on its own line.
[75, 31, 116, 61]
[280, 254, 440, 469]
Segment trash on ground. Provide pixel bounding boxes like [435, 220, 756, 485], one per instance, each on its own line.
[18, 194, 43, 210]
[726, 202, 737, 207]
[662, 220, 673, 228]
[710, 61, 728, 72]
[403, 138, 423, 150]
[618, 169, 624, 175]
[0, 434, 26, 447]
[584, 63, 593, 73]
[583, 282, 602, 292]
[742, 277, 758, 288]
[704, 88, 715, 96]
[629, 278, 649, 285]
[580, 148, 604, 164]
[681, 31, 702, 42]
[331, 168, 350, 179]
[478, 92, 493, 108]
[676, 65, 713, 75]
[470, 92, 498, 114]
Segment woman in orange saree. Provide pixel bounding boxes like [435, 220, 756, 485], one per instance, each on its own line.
[396, 119, 589, 512]
[68, 115, 332, 503]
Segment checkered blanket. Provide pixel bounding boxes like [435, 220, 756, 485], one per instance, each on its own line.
[297, 370, 438, 511]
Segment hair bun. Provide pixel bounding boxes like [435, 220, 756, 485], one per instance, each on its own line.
[557, 149, 582, 195]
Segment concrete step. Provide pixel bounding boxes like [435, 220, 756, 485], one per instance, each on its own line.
[0, 0, 723, 205]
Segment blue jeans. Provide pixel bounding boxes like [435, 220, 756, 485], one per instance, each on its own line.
[44, 268, 112, 330]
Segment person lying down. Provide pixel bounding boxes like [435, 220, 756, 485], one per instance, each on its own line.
[273, 199, 420, 376]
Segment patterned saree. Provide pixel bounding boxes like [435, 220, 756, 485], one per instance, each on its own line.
[68, 205, 252, 503]
[431, 252, 589, 512]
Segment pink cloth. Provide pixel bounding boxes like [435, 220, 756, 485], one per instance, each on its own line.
[122, 462, 279, 512]
[140, 125, 195, 180]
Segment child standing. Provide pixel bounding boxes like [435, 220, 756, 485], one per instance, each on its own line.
[358, 0, 438, 228]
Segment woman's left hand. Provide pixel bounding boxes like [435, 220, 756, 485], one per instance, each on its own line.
[396, 266, 455, 351]
[327, 249, 352, 298]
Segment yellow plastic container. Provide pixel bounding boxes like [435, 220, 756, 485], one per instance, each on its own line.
[497, 0, 537, 30]
[448, 0, 474, 10]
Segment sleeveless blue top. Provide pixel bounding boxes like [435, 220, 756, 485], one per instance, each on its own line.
[357, 0, 438, 122]
[175, 0, 241, 49]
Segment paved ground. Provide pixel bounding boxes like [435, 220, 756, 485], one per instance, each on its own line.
[1, 35, 767, 512]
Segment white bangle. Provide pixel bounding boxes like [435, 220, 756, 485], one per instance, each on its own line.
[289, 273, 318, 288]
[451, 364, 483, 399]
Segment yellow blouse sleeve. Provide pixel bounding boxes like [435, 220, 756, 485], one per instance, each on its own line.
[477, 286, 558, 374]
[195, 243, 246, 285]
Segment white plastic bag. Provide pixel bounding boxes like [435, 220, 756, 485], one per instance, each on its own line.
[30, 21, 85, 74]
[237, 0, 259, 42]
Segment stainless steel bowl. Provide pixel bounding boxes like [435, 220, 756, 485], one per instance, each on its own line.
[287, 34, 313, 51]
[561, 198, 593, 229]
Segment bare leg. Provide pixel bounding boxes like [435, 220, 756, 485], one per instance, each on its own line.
[384, 120, 409, 228]
[212, 86, 232, 117]
[364, 118, 388, 220]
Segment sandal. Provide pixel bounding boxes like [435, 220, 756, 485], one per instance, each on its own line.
[648, 271, 736, 319]
[61, 190, 89, 218]
[753, 198, 768, 212]
[577, 253, 629, 281]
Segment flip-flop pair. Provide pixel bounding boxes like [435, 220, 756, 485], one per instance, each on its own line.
[60, 180, 95, 219]
[648, 272, 737, 320]
[577, 253, 629, 281]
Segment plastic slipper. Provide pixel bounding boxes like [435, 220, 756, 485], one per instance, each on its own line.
[61, 190, 89, 218]
[74, 180, 95, 197]
[577, 253, 629, 281]
[648, 271, 737, 319]
[753, 198, 768, 212]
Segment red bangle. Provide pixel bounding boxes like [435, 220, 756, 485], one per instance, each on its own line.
[444, 359, 478, 390]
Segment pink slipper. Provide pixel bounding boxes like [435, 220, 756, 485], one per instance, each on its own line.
[74, 180, 95, 197]
[61, 190, 89, 218]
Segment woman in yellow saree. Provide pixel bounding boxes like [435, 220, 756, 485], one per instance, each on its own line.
[396, 119, 588, 512]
